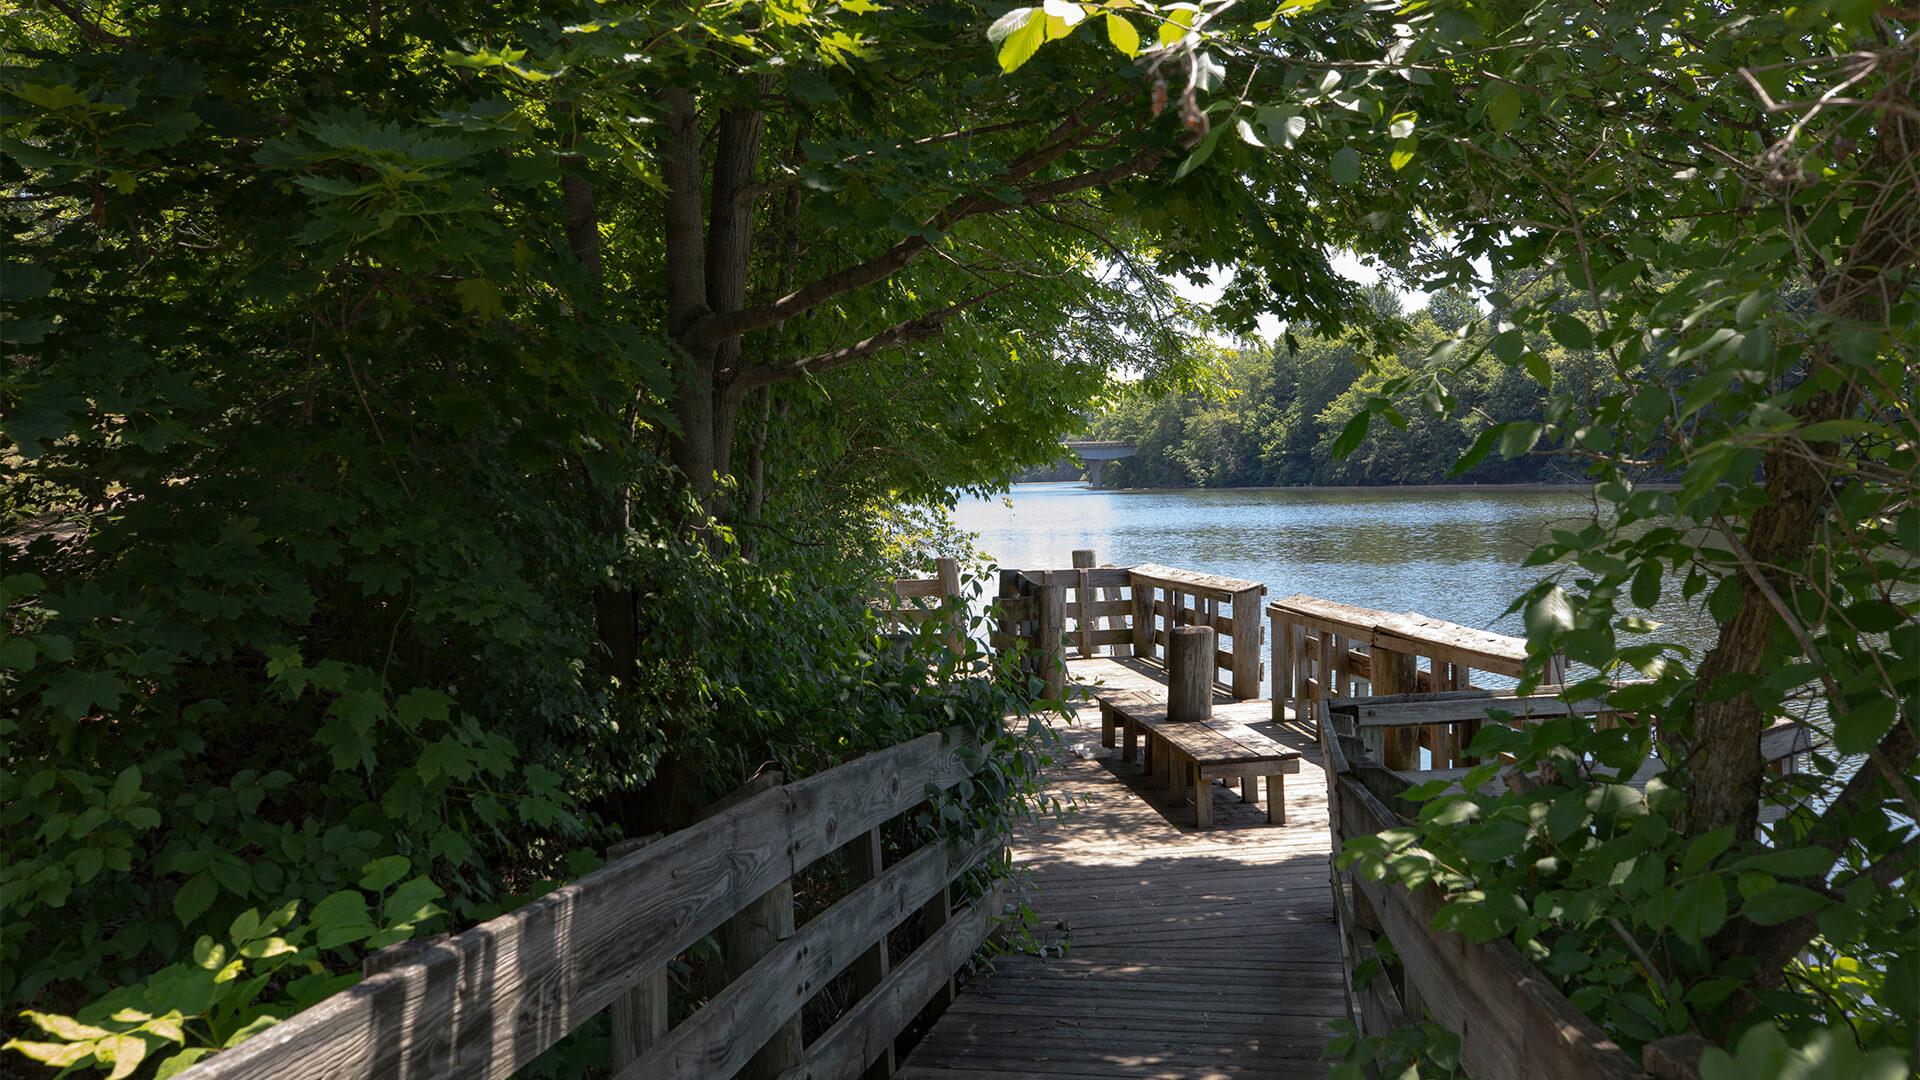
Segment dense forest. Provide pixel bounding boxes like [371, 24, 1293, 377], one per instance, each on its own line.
[1089, 285, 1608, 487]
[4, 0, 1916, 1078]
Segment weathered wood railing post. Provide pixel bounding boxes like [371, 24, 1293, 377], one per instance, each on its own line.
[1229, 586, 1262, 699]
[605, 833, 670, 1072]
[1369, 648, 1421, 769]
[1272, 609, 1293, 723]
[701, 773, 801, 1080]
[845, 824, 895, 1080]
[1037, 571, 1068, 700]
[1072, 549, 1095, 658]
[935, 557, 963, 656]
[1130, 574, 1155, 661]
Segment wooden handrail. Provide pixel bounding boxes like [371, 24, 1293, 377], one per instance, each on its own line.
[1267, 595, 1568, 769]
[1318, 702, 1651, 1080]
[988, 558, 1266, 701]
[180, 731, 1000, 1080]
[882, 558, 965, 652]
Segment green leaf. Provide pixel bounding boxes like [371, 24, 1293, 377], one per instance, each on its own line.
[1491, 329, 1524, 364]
[452, 279, 502, 321]
[358, 854, 413, 892]
[1630, 561, 1662, 610]
[173, 872, 218, 926]
[1330, 146, 1360, 184]
[1522, 351, 1552, 390]
[1257, 106, 1306, 149]
[991, 9, 1044, 72]
[42, 670, 128, 721]
[1706, 576, 1744, 625]
[1670, 874, 1727, 944]
[1104, 13, 1139, 56]
[1549, 314, 1592, 350]
[1330, 410, 1370, 457]
[1, 262, 53, 301]
[1682, 827, 1734, 875]
[394, 688, 452, 732]
[1740, 883, 1829, 926]
[1389, 138, 1416, 171]
[1486, 86, 1522, 131]
[155, 1048, 217, 1079]
[1174, 123, 1227, 180]
[1498, 421, 1541, 459]
[1525, 586, 1574, 640]
[1460, 819, 1529, 863]
[1731, 846, 1835, 878]
[1450, 425, 1501, 476]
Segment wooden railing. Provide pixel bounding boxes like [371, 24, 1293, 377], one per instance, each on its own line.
[990, 553, 1265, 701]
[1127, 563, 1265, 698]
[1318, 684, 1810, 1080]
[182, 731, 1003, 1080]
[1268, 595, 1567, 768]
[882, 557, 965, 652]
[1316, 702, 1652, 1080]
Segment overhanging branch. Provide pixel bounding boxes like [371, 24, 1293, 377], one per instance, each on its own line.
[726, 288, 1004, 395]
[686, 136, 1159, 349]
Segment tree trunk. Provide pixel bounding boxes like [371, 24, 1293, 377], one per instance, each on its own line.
[1683, 384, 1855, 839]
[1683, 82, 1917, 840]
[659, 86, 716, 502]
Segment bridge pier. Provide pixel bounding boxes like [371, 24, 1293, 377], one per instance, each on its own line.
[1065, 440, 1134, 489]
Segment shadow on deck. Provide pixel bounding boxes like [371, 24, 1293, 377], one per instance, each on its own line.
[900, 683, 1343, 1080]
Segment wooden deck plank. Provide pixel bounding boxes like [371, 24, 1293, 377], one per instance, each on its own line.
[901, 669, 1345, 1079]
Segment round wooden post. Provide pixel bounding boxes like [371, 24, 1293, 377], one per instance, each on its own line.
[1168, 625, 1215, 723]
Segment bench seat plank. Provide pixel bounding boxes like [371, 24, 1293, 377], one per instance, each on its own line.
[1097, 696, 1302, 828]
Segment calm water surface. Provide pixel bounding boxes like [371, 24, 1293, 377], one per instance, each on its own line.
[954, 482, 1721, 688]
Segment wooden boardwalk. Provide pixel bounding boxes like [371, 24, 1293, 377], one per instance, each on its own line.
[901, 662, 1344, 1079]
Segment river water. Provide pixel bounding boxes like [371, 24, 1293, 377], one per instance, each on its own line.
[953, 481, 1722, 691]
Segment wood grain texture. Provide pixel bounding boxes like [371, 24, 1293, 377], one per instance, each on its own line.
[1129, 563, 1265, 602]
[182, 733, 982, 1080]
[791, 882, 1009, 1080]
[1168, 626, 1215, 724]
[622, 832, 997, 1080]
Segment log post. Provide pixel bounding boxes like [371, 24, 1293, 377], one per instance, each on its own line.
[604, 834, 670, 1072]
[1230, 587, 1262, 699]
[1169, 625, 1215, 724]
[1038, 571, 1068, 700]
[1371, 647, 1421, 770]
[936, 557, 963, 656]
[1072, 549, 1094, 658]
[1130, 575, 1155, 661]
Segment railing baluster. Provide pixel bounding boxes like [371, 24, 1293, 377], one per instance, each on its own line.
[846, 826, 895, 1080]
[606, 833, 670, 1073]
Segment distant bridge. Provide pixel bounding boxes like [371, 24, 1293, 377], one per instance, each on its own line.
[1062, 440, 1136, 488]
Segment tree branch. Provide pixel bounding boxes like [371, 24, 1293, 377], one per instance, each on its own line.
[727, 289, 1004, 395]
[44, 0, 130, 45]
[688, 146, 1159, 348]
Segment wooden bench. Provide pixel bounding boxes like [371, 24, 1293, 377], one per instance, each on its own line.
[1100, 696, 1302, 827]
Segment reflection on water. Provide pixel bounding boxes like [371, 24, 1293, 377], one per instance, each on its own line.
[954, 482, 1721, 678]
